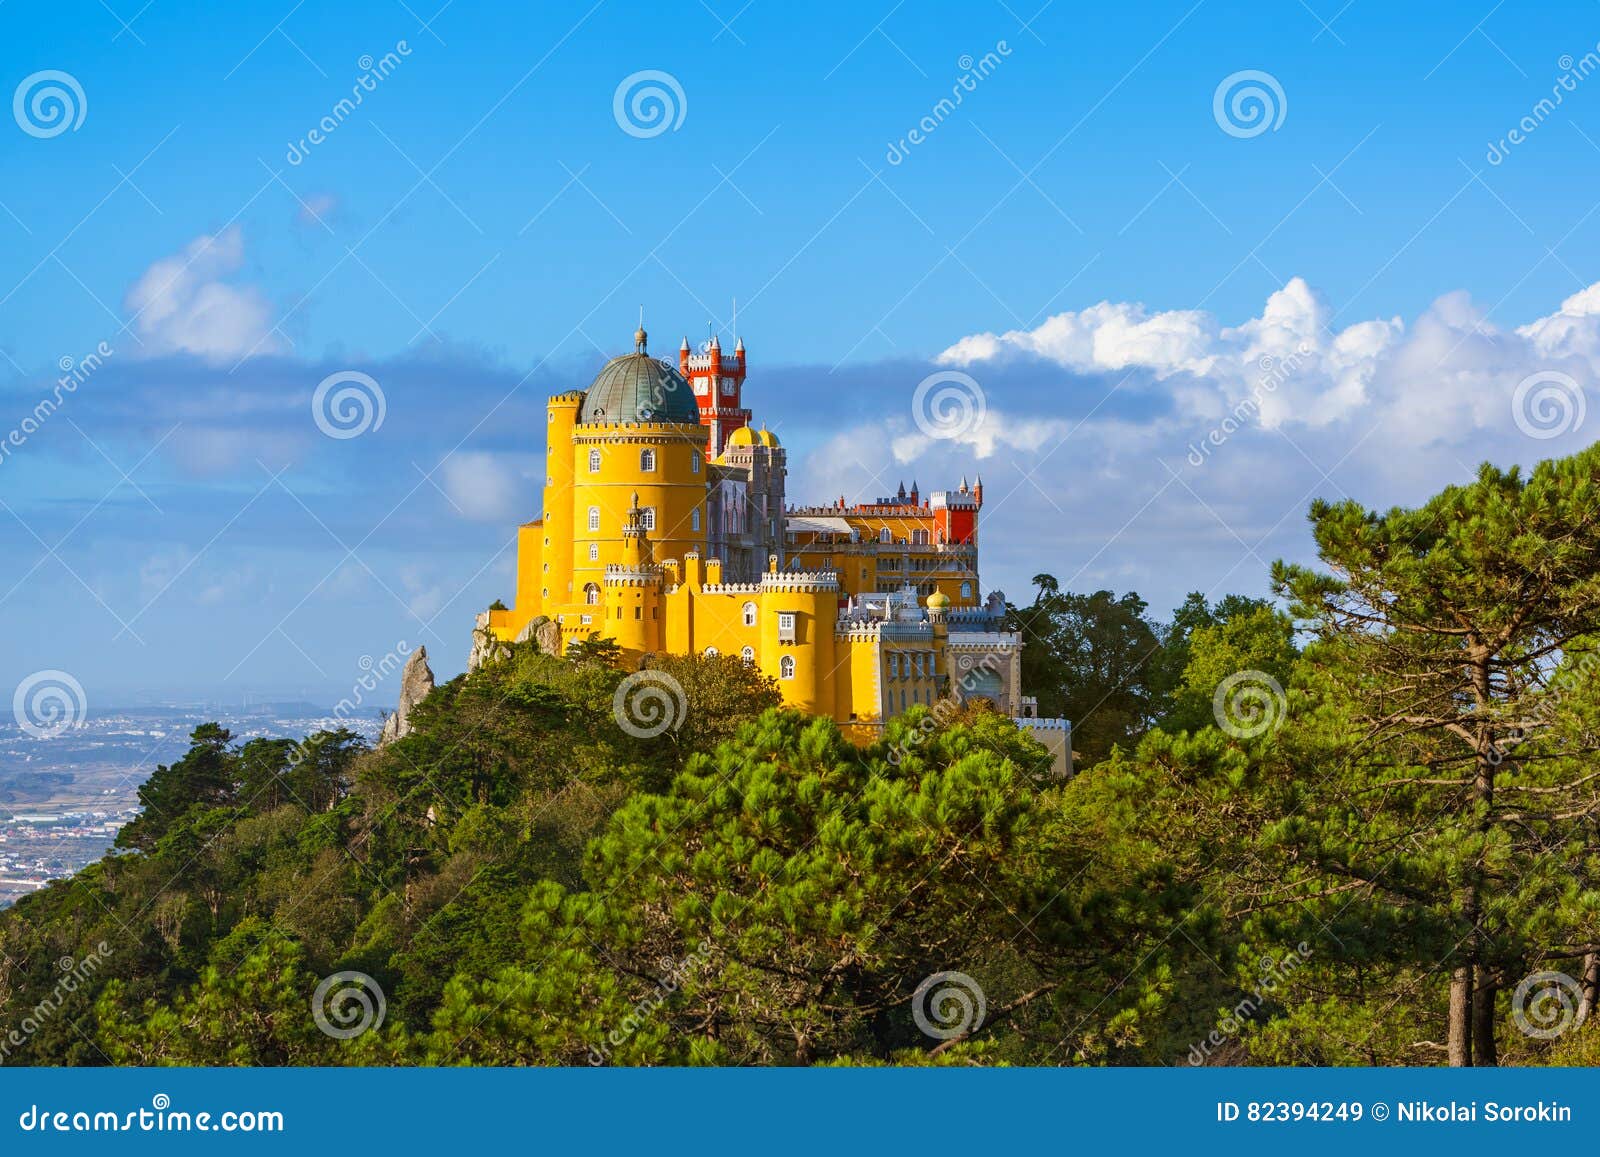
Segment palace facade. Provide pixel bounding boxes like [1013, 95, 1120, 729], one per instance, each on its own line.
[481, 326, 1069, 772]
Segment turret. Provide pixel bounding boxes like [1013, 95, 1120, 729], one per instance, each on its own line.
[972, 473, 983, 507]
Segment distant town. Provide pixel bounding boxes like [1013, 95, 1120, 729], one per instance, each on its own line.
[0, 703, 382, 907]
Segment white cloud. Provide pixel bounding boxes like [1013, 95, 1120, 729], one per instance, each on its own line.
[794, 277, 1600, 614]
[123, 226, 282, 361]
[438, 451, 530, 522]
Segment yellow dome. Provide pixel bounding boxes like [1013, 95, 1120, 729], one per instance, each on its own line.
[926, 591, 951, 608]
[726, 427, 757, 447]
[756, 427, 781, 448]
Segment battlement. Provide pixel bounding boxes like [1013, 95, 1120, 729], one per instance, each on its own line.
[760, 570, 839, 593]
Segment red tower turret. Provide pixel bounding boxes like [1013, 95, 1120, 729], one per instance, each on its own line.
[682, 331, 750, 457]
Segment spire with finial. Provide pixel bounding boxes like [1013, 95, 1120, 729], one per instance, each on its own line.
[959, 474, 969, 493]
[635, 306, 647, 353]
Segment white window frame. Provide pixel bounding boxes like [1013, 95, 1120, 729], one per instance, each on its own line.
[589, 543, 600, 561]
[588, 449, 602, 473]
[742, 601, 757, 627]
[640, 449, 656, 472]
[740, 646, 754, 664]
[779, 655, 795, 680]
[588, 506, 600, 532]
[583, 583, 600, 606]
[641, 507, 656, 532]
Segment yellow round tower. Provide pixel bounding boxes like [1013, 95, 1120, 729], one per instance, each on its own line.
[757, 556, 840, 715]
[540, 390, 583, 615]
[569, 328, 707, 608]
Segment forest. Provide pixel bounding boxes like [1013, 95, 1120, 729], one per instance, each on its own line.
[5, 443, 1600, 1067]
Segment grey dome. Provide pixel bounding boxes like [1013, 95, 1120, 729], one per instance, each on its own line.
[579, 344, 699, 426]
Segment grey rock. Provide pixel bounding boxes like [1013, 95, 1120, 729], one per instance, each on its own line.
[378, 645, 435, 746]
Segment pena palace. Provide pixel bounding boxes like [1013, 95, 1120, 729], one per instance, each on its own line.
[479, 324, 1070, 773]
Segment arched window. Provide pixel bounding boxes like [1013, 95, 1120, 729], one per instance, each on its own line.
[703, 646, 718, 657]
[691, 454, 700, 474]
[588, 449, 602, 473]
[641, 507, 656, 531]
[960, 581, 972, 599]
[589, 543, 600, 561]
[583, 583, 600, 605]
[742, 601, 757, 627]
[588, 506, 600, 532]
[779, 655, 795, 680]
[912, 529, 929, 545]
[889, 654, 900, 678]
[691, 508, 701, 532]
[640, 449, 656, 472]
[879, 527, 892, 544]
[740, 646, 754, 664]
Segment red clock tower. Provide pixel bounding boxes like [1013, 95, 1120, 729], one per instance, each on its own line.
[680, 333, 750, 457]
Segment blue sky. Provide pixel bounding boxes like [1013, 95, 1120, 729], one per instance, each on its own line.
[5, 0, 1600, 706]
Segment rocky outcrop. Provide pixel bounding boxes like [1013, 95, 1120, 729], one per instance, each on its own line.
[378, 645, 435, 746]
[515, 614, 561, 655]
[467, 612, 510, 673]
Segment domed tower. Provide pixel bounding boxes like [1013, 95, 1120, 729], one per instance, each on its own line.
[570, 328, 709, 605]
